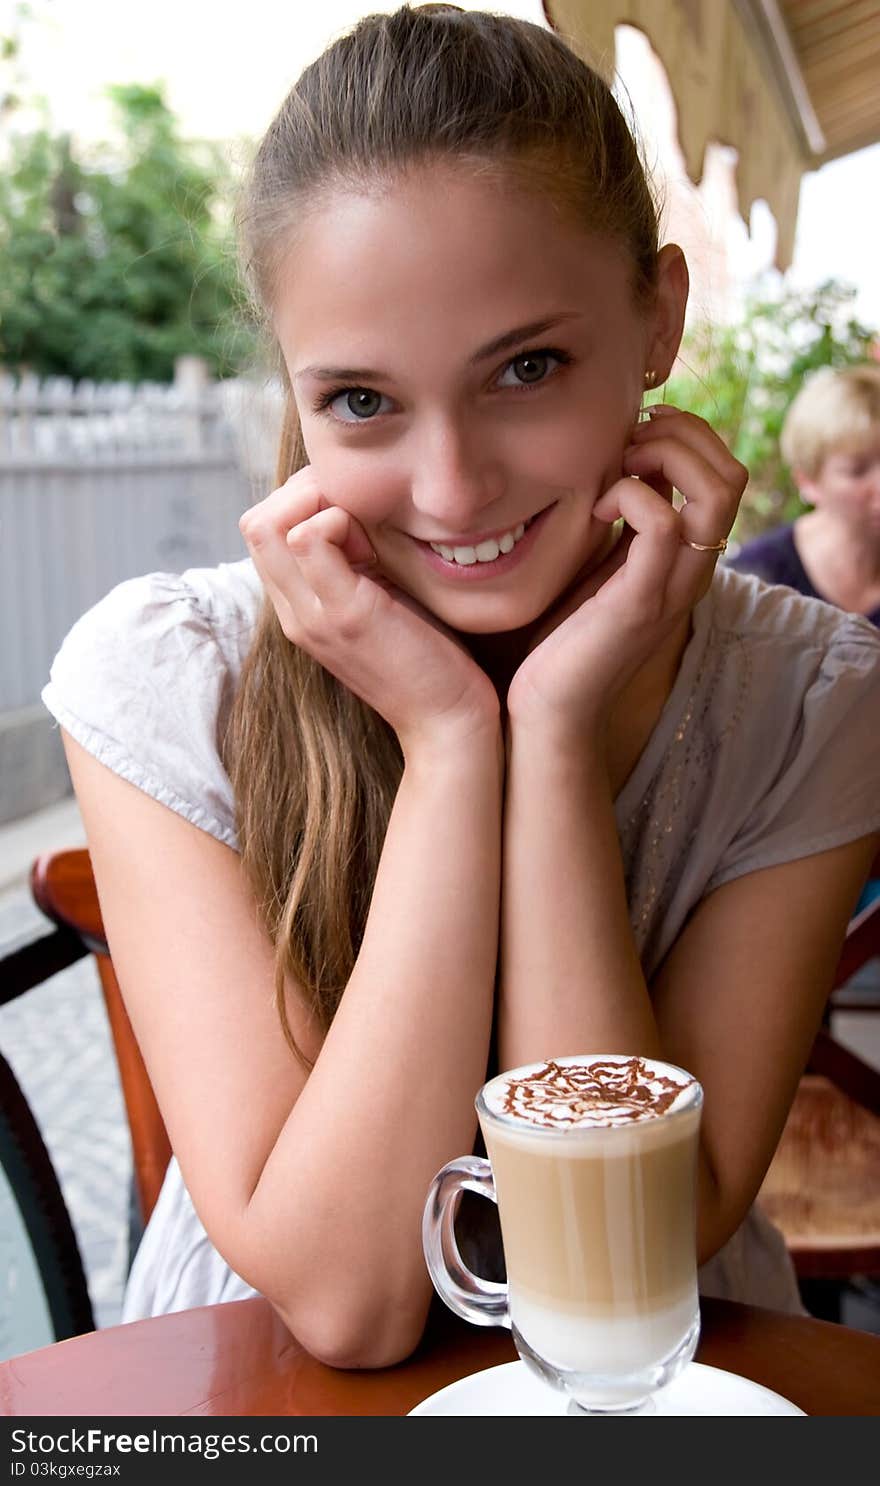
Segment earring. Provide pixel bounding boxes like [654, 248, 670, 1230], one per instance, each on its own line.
[644, 369, 658, 389]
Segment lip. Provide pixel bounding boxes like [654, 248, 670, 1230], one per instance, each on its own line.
[411, 502, 556, 581]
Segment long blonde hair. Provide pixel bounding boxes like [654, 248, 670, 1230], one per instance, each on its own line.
[223, 4, 662, 1066]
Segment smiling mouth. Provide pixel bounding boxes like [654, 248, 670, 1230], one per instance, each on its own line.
[416, 508, 552, 558]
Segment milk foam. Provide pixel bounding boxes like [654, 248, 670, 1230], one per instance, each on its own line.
[482, 1055, 696, 1130]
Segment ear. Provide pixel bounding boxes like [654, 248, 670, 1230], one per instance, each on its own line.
[792, 466, 820, 507]
[646, 244, 689, 384]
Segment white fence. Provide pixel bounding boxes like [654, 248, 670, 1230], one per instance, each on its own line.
[0, 359, 285, 820]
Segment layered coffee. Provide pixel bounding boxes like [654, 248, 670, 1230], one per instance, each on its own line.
[477, 1055, 701, 1377]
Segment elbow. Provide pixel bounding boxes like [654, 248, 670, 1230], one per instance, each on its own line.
[272, 1289, 430, 1371]
[695, 1161, 754, 1269]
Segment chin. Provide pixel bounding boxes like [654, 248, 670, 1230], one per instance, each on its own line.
[441, 592, 558, 637]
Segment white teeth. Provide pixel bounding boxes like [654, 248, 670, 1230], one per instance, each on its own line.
[430, 520, 528, 565]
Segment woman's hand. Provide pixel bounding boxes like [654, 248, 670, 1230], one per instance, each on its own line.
[239, 467, 501, 758]
[506, 406, 747, 740]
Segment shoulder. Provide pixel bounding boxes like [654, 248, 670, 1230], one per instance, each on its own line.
[707, 562, 879, 680]
[61, 556, 261, 652]
[42, 559, 264, 850]
[46, 558, 263, 693]
[697, 566, 880, 887]
[695, 562, 880, 820]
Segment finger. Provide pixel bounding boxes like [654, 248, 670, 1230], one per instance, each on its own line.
[288, 504, 377, 574]
[241, 470, 376, 569]
[629, 405, 748, 490]
[591, 478, 681, 617]
[240, 470, 380, 630]
[286, 506, 379, 616]
[621, 435, 738, 547]
[239, 469, 324, 550]
[238, 480, 325, 626]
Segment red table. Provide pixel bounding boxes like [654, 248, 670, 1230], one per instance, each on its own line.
[1, 1296, 878, 1416]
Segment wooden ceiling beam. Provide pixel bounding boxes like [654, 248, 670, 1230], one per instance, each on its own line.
[781, 0, 877, 49]
[736, 0, 827, 153]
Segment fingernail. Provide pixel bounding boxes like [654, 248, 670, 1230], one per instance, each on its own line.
[647, 403, 676, 417]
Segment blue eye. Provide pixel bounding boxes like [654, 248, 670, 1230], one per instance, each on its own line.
[497, 349, 568, 389]
[315, 387, 391, 423]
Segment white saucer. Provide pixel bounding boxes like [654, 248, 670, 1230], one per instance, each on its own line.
[408, 1360, 805, 1416]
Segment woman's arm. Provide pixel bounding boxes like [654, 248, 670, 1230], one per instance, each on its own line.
[495, 406, 743, 1078]
[499, 405, 877, 1266]
[63, 719, 503, 1368]
[497, 717, 877, 1261]
[498, 726, 660, 1064]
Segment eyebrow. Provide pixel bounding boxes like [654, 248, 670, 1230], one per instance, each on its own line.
[293, 313, 584, 384]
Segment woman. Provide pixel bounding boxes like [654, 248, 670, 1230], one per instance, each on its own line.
[43, 6, 879, 1365]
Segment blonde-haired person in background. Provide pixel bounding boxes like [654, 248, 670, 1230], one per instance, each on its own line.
[41, 6, 880, 1362]
[729, 363, 880, 914]
[729, 363, 880, 628]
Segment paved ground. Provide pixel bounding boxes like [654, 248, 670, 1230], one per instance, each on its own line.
[1, 795, 879, 1359]
[0, 798, 130, 1343]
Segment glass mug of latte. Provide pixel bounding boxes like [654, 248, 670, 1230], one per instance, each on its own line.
[422, 1055, 703, 1415]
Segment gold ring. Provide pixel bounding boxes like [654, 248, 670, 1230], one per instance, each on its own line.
[681, 536, 728, 553]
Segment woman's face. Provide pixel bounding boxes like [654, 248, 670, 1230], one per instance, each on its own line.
[273, 162, 656, 634]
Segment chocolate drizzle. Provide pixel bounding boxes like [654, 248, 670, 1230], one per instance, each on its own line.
[498, 1057, 688, 1129]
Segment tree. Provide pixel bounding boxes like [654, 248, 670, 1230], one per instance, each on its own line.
[661, 279, 878, 542]
[0, 82, 256, 382]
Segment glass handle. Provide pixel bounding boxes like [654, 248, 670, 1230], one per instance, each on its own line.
[421, 1155, 510, 1328]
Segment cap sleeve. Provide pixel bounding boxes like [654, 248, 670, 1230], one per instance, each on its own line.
[707, 615, 880, 891]
[42, 572, 239, 849]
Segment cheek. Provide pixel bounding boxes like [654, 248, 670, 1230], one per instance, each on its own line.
[299, 431, 406, 523]
[827, 479, 865, 508]
[508, 409, 627, 494]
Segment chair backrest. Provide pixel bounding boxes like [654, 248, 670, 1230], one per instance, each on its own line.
[0, 1043, 96, 1347]
[829, 847, 880, 998]
[760, 862, 880, 1287]
[30, 848, 171, 1229]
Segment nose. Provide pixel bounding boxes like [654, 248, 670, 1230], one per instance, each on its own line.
[408, 414, 505, 535]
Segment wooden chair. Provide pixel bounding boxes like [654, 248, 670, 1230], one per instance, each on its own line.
[0, 847, 171, 1342]
[758, 862, 880, 1316]
[28, 848, 172, 1231]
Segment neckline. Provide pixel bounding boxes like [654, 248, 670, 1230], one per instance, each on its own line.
[613, 578, 715, 817]
[791, 521, 880, 624]
[786, 523, 822, 602]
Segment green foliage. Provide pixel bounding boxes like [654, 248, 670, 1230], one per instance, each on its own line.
[0, 83, 257, 382]
[657, 280, 878, 542]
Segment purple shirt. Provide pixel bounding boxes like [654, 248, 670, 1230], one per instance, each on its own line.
[728, 523, 880, 628]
